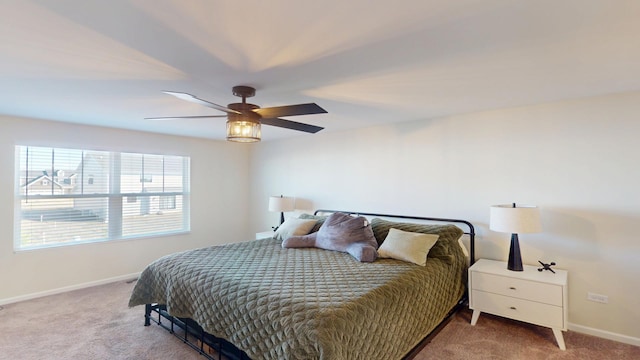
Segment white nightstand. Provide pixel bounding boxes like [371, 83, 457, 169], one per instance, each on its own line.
[255, 230, 275, 239]
[469, 259, 568, 350]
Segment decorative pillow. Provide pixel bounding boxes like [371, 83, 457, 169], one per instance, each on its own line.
[457, 234, 470, 258]
[370, 218, 464, 264]
[283, 212, 378, 262]
[273, 218, 317, 241]
[298, 213, 328, 233]
[378, 228, 439, 266]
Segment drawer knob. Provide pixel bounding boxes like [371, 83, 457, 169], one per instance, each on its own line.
[509, 287, 517, 290]
[509, 306, 517, 310]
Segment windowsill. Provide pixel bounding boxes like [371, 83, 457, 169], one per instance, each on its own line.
[13, 230, 191, 253]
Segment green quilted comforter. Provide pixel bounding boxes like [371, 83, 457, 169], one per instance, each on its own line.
[129, 238, 466, 360]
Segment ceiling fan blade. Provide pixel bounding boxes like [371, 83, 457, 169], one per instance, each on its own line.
[162, 91, 241, 115]
[145, 115, 228, 120]
[254, 103, 327, 118]
[261, 117, 324, 133]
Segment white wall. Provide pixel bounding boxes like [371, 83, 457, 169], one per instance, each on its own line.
[0, 116, 252, 302]
[249, 91, 640, 343]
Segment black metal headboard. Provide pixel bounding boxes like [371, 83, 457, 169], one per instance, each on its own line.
[314, 209, 476, 266]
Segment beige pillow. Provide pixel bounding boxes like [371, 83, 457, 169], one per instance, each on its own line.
[273, 218, 316, 241]
[378, 228, 439, 266]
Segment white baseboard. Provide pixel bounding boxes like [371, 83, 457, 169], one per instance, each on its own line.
[569, 322, 640, 347]
[0, 272, 140, 306]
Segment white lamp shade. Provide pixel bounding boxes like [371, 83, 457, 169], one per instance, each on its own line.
[268, 196, 295, 212]
[490, 204, 541, 234]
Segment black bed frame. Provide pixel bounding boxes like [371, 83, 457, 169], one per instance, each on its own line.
[142, 210, 476, 360]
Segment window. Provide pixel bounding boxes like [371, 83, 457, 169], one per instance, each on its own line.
[15, 146, 190, 250]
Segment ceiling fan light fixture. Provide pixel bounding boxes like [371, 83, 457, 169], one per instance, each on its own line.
[226, 118, 261, 142]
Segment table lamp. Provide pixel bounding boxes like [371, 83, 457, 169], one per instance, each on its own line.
[490, 203, 541, 271]
[269, 195, 295, 230]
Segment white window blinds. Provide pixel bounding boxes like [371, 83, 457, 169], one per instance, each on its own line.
[15, 146, 190, 250]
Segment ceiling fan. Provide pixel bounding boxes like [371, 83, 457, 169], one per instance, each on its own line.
[146, 86, 327, 142]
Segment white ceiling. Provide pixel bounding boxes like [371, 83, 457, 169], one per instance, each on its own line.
[1, 0, 639, 141]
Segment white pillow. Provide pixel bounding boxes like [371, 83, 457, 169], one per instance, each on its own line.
[378, 228, 440, 266]
[457, 234, 470, 258]
[273, 218, 317, 241]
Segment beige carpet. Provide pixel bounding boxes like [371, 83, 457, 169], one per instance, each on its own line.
[1, 280, 638, 360]
[416, 309, 640, 360]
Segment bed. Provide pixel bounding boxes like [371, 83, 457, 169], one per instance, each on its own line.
[129, 210, 476, 360]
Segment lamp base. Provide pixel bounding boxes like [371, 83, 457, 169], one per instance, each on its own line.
[508, 233, 523, 271]
[272, 212, 285, 232]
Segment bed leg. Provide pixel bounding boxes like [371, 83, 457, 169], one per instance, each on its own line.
[144, 304, 152, 326]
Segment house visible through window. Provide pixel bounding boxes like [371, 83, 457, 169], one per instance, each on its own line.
[15, 146, 191, 250]
[160, 195, 177, 210]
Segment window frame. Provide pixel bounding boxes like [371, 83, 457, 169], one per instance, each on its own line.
[14, 146, 191, 251]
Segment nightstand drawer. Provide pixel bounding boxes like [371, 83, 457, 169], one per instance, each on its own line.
[471, 290, 564, 328]
[472, 271, 562, 306]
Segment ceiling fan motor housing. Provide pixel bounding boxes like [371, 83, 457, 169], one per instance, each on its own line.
[227, 102, 261, 123]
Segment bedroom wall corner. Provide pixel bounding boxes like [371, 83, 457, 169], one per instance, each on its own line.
[0, 116, 252, 303]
